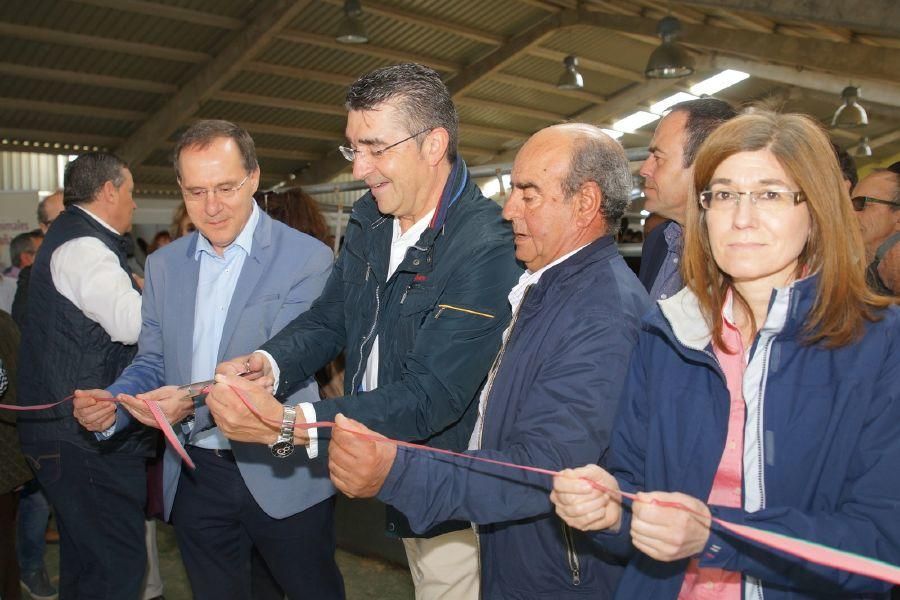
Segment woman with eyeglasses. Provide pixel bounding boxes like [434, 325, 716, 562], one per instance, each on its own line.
[550, 110, 900, 600]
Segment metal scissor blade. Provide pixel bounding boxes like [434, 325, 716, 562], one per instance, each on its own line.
[177, 370, 250, 398]
[177, 378, 216, 398]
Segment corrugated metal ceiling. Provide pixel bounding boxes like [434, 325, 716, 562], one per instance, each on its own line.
[0, 0, 896, 199]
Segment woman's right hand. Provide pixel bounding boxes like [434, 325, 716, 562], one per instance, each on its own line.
[551, 465, 623, 533]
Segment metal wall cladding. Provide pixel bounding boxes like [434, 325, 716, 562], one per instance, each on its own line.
[0, 151, 60, 191]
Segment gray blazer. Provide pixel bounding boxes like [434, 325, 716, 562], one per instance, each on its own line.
[108, 209, 335, 519]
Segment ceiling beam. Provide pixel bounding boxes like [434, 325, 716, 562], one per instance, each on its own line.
[115, 0, 313, 167]
[568, 79, 680, 125]
[675, 0, 900, 37]
[276, 30, 460, 73]
[457, 97, 562, 122]
[216, 90, 347, 116]
[1, 128, 122, 148]
[0, 62, 177, 94]
[0, 97, 147, 121]
[869, 129, 900, 150]
[320, 0, 504, 46]
[243, 61, 354, 87]
[446, 12, 565, 97]
[709, 55, 900, 108]
[526, 47, 645, 82]
[69, 0, 244, 29]
[574, 9, 900, 82]
[461, 123, 532, 140]
[0, 22, 208, 63]
[229, 121, 342, 142]
[253, 147, 322, 162]
[490, 72, 607, 104]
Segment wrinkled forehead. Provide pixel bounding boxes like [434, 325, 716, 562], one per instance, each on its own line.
[854, 171, 899, 200]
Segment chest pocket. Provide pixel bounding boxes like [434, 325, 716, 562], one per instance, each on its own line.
[399, 285, 435, 319]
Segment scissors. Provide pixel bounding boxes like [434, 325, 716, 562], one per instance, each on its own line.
[177, 370, 252, 399]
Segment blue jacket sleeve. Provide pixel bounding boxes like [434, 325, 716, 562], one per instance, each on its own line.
[377, 311, 637, 531]
[698, 332, 900, 596]
[584, 332, 656, 558]
[103, 253, 168, 436]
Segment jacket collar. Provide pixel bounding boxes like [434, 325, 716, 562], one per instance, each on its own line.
[522, 235, 620, 308]
[651, 273, 821, 352]
[351, 158, 470, 235]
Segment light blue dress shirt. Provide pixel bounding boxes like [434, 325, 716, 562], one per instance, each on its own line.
[648, 221, 685, 301]
[190, 204, 260, 450]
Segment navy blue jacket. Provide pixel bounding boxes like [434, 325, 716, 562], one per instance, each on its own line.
[596, 278, 900, 599]
[262, 159, 521, 536]
[378, 236, 651, 598]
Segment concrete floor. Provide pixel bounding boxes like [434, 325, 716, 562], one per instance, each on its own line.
[43, 520, 415, 600]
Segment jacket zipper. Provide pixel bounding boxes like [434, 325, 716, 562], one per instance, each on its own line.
[476, 285, 531, 450]
[561, 522, 582, 586]
[350, 264, 381, 395]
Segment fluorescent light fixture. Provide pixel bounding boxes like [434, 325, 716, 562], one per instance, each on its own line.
[601, 128, 624, 140]
[689, 70, 749, 96]
[650, 92, 699, 115]
[612, 111, 660, 134]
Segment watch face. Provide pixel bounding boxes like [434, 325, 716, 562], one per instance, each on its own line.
[271, 441, 294, 458]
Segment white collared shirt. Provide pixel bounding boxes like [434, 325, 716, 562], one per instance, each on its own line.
[50, 205, 142, 344]
[361, 210, 435, 393]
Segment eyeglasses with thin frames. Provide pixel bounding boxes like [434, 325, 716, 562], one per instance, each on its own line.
[339, 128, 433, 162]
[699, 189, 806, 211]
[850, 196, 900, 212]
[180, 173, 250, 201]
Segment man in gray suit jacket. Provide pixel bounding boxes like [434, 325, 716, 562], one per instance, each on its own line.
[73, 120, 344, 599]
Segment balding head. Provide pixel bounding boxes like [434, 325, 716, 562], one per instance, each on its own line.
[502, 124, 632, 271]
[38, 190, 64, 233]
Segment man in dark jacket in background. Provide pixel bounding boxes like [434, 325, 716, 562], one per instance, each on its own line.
[17, 153, 154, 600]
[638, 99, 736, 299]
[327, 123, 652, 598]
[209, 63, 521, 599]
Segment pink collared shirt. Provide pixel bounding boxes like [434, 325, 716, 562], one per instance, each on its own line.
[679, 292, 745, 599]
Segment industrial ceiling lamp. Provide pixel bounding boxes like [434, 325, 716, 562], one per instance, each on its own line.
[645, 16, 694, 79]
[336, 0, 368, 44]
[855, 136, 873, 157]
[831, 86, 868, 128]
[557, 55, 585, 90]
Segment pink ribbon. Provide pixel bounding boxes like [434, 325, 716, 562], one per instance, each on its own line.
[5, 387, 900, 587]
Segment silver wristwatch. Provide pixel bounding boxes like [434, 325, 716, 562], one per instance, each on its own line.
[270, 405, 297, 458]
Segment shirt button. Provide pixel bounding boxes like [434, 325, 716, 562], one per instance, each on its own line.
[728, 441, 736, 450]
[673, 257, 679, 264]
[705, 582, 713, 590]
[734, 487, 741, 495]
[660, 294, 668, 299]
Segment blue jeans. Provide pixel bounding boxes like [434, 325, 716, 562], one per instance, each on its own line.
[22, 441, 148, 600]
[16, 478, 49, 575]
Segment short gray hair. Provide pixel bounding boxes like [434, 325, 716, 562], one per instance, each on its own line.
[63, 152, 128, 206]
[561, 131, 632, 235]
